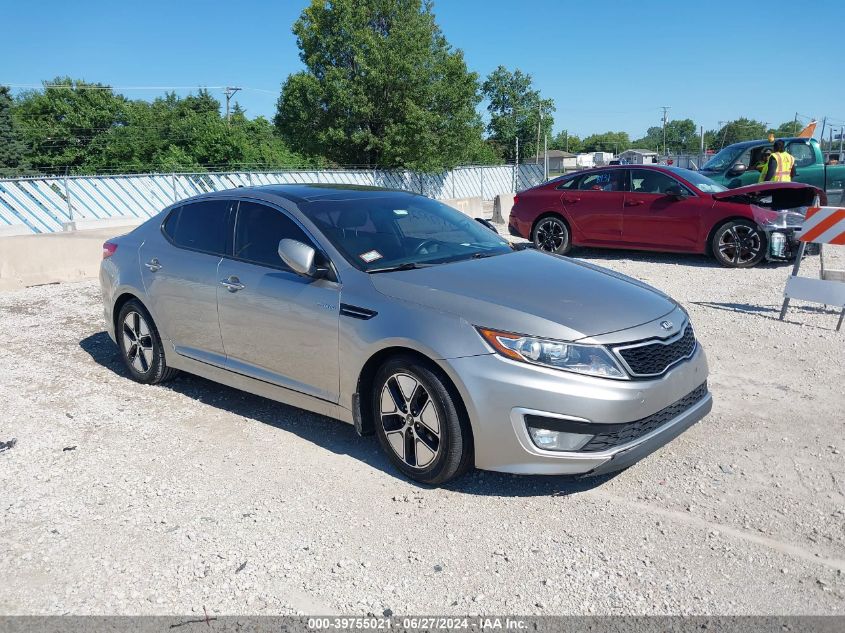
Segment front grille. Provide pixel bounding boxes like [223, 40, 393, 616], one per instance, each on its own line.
[615, 325, 696, 377]
[580, 382, 708, 452]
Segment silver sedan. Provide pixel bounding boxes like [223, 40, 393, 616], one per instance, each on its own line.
[100, 185, 711, 484]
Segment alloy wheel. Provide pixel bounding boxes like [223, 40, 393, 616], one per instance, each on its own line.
[718, 225, 762, 265]
[379, 373, 441, 468]
[122, 311, 154, 374]
[536, 219, 565, 252]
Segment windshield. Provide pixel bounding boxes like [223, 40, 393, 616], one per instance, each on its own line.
[305, 194, 513, 271]
[701, 146, 744, 172]
[667, 167, 728, 193]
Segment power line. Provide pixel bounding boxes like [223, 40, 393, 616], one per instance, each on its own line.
[3, 83, 277, 94]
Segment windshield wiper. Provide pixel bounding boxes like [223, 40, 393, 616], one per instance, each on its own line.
[367, 262, 434, 274]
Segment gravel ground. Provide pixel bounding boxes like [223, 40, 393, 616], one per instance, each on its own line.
[1, 243, 844, 616]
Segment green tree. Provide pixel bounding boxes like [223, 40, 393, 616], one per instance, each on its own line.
[549, 130, 582, 154]
[0, 86, 28, 176]
[769, 120, 802, 138]
[710, 118, 768, 149]
[633, 118, 699, 154]
[85, 91, 307, 173]
[14, 77, 128, 173]
[481, 66, 554, 162]
[275, 0, 486, 171]
[581, 131, 631, 153]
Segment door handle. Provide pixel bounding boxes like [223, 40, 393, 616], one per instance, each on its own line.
[624, 200, 644, 206]
[561, 197, 581, 204]
[219, 276, 245, 292]
[144, 258, 162, 272]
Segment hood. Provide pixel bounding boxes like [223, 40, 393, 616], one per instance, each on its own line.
[370, 250, 677, 341]
[712, 182, 824, 205]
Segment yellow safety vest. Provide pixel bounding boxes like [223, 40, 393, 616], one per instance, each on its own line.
[757, 161, 769, 183]
[770, 151, 794, 182]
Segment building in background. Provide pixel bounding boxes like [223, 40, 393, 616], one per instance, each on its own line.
[576, 153, 595, 168]
[593, 151, 615, 166]
[542, 150, 578, 173]
[618, 149, 659, 165]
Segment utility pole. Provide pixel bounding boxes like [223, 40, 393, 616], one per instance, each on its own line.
[224, 86, 242, 125]
[839, 126, 843, 161]
[819, 117, 827, 151]
[536, 103, 542, 164]
[661, 106, 671, 156]
[544, 132, 548, 180]
[513, 136, 519, 193]
[793, 112, 799, 136]
[700, 125, 705, 164]
[718, 121, 729, 149]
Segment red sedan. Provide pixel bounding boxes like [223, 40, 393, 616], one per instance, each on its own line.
[508, 165, 823, 268]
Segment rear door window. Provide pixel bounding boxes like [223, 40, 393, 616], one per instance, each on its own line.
[233, 200, 313, 269]
[578, 170, 626, 192]
[787, 142, 815, 167]
[162, 199, 230, 255]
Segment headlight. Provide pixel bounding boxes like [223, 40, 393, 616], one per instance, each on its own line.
[477, 327, 627, 379]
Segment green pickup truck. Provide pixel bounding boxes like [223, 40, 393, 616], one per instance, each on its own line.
[699, 137, 845, 204]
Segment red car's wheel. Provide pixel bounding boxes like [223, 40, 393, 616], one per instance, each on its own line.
[532, 216, 571, 254]
[711, 220, 766, 268]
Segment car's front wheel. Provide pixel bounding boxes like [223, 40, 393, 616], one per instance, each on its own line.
[711, 220, 766, 268]
[116, 299, 179, 384]
[372, 356, 472, 485]
[533, 215, 571, 254]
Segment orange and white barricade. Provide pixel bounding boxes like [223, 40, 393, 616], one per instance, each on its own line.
[780, 206, 845, 330]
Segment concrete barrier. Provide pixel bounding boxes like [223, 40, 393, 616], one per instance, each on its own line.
[0, 225, 34, 237]
[442, 196, 483, 217]
[492, 193, 515, 223]
[0, 225, 138, 291]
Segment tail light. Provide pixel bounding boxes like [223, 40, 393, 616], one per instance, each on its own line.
[513, 195, 519, 206]
[102, 241, 118, 259]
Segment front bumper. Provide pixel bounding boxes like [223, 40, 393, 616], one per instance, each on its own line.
[764, 228, 818, 261]
[444, 343, 710, 476]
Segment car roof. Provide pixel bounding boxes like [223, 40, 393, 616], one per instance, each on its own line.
[551, 164, 688, 177]
[183, 183, 424, 206]
[721, 137, 812, 150]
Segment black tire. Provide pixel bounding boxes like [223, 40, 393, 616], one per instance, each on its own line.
[533, 215, 571, 254]
[116, 299, 179, 384]
[711, 220, 767, 268]
[372, 356, 473, 485]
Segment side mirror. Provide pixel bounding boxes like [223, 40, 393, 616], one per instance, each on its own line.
[727, 163, 747, 177]
[664, 185, 688, 200]
[278, 239, 322, 278]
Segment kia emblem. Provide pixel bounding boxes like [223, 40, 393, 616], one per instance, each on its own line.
[660, 321, 674, 331]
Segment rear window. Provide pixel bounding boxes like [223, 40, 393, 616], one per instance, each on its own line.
[163, 200, 230, 255]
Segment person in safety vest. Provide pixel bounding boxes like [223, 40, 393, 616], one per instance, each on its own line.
[764, 140, 796, 182]
[752, 148, 772, 182]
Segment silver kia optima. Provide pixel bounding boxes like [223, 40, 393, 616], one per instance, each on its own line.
[100, 185, 711, 484]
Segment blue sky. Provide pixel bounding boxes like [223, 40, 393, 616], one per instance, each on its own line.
[1, 0, 843, 139]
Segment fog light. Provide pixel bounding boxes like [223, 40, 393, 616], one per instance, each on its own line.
[769, 231, 786, 258]
[527, 426, 593, 451]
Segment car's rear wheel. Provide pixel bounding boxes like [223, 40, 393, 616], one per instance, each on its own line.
[372, 356, 472, 485]
[533, 215, 571, 254]
[117, 299, 178, 384]
[711, 220, 766, 268]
